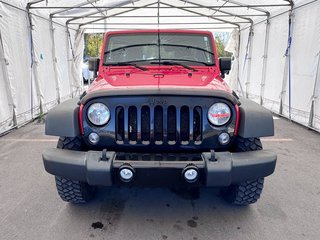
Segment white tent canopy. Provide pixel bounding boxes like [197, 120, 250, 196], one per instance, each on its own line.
[0, 0, 319, 135]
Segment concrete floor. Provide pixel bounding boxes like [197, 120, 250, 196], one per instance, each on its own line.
[0, 117, 319, 240]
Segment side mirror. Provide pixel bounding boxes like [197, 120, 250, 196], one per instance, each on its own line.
[88, 57, 100, 78]
[219, 57, 232, 78]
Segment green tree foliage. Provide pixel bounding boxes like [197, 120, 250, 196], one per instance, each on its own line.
[84, 33, 104, 57]
[215, 35, 232, 58]
[83, 33, 232, 58]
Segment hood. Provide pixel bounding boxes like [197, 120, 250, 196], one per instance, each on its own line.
[87, 66, 231, 93]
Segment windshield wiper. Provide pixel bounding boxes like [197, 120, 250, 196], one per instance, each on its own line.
[160, 44, 214, 56]
[105, 43, 158, 54]
[161, 58, 214, 66]
[150, 60, 198, 72]
[103, 62, 148, 71]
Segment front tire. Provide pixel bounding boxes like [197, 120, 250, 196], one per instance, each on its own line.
[54, 137, 95, 204]
[222, 137, 264, 206]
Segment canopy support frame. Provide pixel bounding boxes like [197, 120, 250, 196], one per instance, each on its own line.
[161, 2, 240, 28]
[78, 2, 161, 27]
[26, 1, 44, 116]
[260, 14, 271, 105]
[279, 5, 294, 119]
[67, 0, 142, 25]
[49, 15, 61, 104]
[308, 51, 320, 128]
[49, 0, 103, 17]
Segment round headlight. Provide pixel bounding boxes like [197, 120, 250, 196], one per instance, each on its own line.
[87, 103, 110, 126]
[208, 103, 231, 126]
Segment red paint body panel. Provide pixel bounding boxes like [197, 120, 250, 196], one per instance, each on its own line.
[87, 29, 232, 94]
[234, 104, 240, 136]
[79, 104, 84, 135]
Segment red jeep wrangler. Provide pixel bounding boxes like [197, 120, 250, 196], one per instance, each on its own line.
[43, 30, 276, 206]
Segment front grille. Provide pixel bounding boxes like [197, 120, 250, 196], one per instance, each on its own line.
[115, 105, 203, 145]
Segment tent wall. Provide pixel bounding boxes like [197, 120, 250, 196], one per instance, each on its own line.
[53, 23, 73, 102]
[1, 0, 319, 135]
[0, 2, 83, 135]
[238, 0, 320, 132]
[0, 2, 39, 129]
[0, 29, 14, 134]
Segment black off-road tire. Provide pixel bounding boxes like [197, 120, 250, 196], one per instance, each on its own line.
[232, 136, 262, 152]
[222, 136, 264, 206]
[57, 136, 84, 151]
[54, 137, 95, 204]
[222, 178, 265, 206]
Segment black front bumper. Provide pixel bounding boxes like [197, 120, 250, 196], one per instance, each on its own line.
[42, 149, 276, 187]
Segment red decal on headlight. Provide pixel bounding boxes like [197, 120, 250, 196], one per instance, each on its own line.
[210, 113, 230, 118]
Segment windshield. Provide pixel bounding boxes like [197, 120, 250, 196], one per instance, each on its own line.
[103, 33, 215, 66]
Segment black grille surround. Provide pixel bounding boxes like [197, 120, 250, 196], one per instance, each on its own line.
[82, 96, 238, 152]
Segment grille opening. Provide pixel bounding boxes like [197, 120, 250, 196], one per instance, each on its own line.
[180, 106, 190, 142]
[193, 106, 202, 142]
[115, 152, 203, 161]
[115, 107, 124, 142]
[128, 106, 137, 142]
[141, 106, 150, 142]
[167, 105, 176, 143]
[154, 106, 163, 142]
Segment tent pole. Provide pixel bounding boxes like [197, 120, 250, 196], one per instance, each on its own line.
[236, 30, 245, 97]
[29, 4, 291, 9]
[177, 0, 253, 24]
[60, 14, 267, 19]
[78, 2, 157, 27]
[161, 2, 240, 28]
[65, 24, 74, 98]
[50, 0, 102, 17]
[308, 52, 320, 127]
[260, 14, 271, 105]
[26, 2, 43, 116]
[244, 24, 254, 99]
[280, 7, 294, 118]
[49, 16, 61, 104]
[157, 0, 160, 26]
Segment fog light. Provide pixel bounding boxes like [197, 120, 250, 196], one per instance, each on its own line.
[183, 167, 199, 183]
[119, 167, 134, 182]
[88, 132, 100, 144]
[218, 132, 230, 145]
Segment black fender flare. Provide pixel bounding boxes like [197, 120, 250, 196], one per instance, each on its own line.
[238, 98, 274, 138]
[45, 98, 80, 137]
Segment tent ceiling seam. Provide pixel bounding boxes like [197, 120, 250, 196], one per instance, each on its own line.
[0, 0, 78, 31]
[219, 0, 270, 15]
[50, 0, 102, 17]
[240, 0, 320, 32]
[177, 0, 253, 24]
[66, 0, 142, 24]
[78, 1, 158, 27]
[86, 0, 107, 17]
[29, 4, 292, 9]
[161, 2, 240, 27]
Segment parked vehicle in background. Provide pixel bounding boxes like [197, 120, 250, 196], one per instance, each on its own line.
[82, 60, 93, 84]
[43, 30, 276, 206]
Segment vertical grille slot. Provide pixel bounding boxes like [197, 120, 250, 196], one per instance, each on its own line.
[141, 106, 150, 142]
[180, 106, 189, 143]
[128, 106, 137, 142]
[116, 106, 124, 142]
[154, 105, 163, 142]
[167, 105, 176, 143]
[116, 102, 204, 146]
[193, 106, 202, 142]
